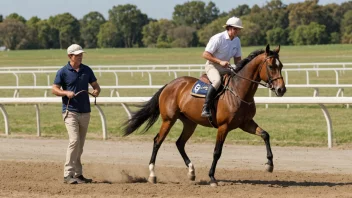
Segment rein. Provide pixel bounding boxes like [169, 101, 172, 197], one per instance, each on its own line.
[221, 74, 254, 105]
[231, 67, 271, 89]
[230, 55, 283, 89]
[224, 55, 283, 105]
[63, 90, 96, 121]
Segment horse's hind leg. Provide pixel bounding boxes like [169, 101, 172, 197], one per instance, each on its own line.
[176, 115, 197, 181]
[240, 119, 274, 172]
[148, 119, 176, 184]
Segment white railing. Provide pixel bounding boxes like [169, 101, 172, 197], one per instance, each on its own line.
[0, 68, 351, 87]
[0, 62, 351, 71]
[0, 97, 351, 148]
[1, 85, 351, 100]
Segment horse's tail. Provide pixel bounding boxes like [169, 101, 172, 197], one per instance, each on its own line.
[122, 84, 167, 136]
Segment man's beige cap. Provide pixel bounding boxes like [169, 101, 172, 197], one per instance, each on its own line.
[67, 44, 85, 55]
[223, 16, 243, 29]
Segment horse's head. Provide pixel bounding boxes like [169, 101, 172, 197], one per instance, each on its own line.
[259, 44, 286, 97]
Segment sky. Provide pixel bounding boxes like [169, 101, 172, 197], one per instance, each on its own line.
[0, 0, 348, 21]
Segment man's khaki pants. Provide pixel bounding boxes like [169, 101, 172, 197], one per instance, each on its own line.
[205, 60, 231, 90]
[62, 111, 90, 177]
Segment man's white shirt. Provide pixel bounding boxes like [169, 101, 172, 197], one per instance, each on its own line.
[205, 31, 242, 62]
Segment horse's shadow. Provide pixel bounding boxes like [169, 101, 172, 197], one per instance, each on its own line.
[92, 179, 352, 187]
[196, 179, 352, 187]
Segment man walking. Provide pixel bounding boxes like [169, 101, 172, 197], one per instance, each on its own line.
[52, 44, 101, 184]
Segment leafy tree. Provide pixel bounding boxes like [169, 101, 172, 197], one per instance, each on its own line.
[48, 13, 80, 49]
[142, 21, 160, 47]
[26, 16, 40, 26]
[290, 22, 328, 45]
[197, 16, 227, 46]
[22, 16, 42, 49]
[318, 4, 340, 39]
[239, 19, 265, 46]
[337, 1, 352, 17]
[341, 10, 352, 44]
[80, 11, 106, 48]
[5, 13, 26, 23]
[37, 20, 60, 49]
[142, 19, 175, 47]
[264, 0, 289, 29]
[266, 27, 289, 45]
[251, 4, 261, 14]
[228, 4, 251, 17]
[246, 0, 288, 44]
[168, 25, 196, 47]
[233, 1, 288, 46]
[330, 32, 340, 44]
[205, 1, 219, 23]
[0, 19, 27, 49]
[172, 1, 219, 29]
[97, 22, 124, 48]
[109, 4, 149, 48]
[155, 40, 171, 48]
[287, 0, 322, 29]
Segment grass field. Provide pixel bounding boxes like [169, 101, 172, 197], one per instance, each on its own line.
[0, 44, 351, 66]
[0, 44, 352, 147]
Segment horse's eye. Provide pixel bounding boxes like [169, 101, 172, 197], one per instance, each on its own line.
[268, 65, 273, 70]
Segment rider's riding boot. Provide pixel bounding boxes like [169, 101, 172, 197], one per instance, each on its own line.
[201, 85, 217, 117]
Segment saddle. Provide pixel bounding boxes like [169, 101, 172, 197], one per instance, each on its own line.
[190, 74, 231, 128]
[190, 74, 227, 98]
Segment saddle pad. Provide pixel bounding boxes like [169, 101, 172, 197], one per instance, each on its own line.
[190, 80, 209, 97]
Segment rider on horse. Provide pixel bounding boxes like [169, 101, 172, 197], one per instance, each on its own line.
[201, 16, 244, 117]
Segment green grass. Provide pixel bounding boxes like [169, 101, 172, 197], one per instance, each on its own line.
[1, 104, 351, 147]
[0, 44, 352, 147]
[0, 44, 351, 66]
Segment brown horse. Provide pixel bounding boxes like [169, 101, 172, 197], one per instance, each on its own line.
[123, 44, 286, 186]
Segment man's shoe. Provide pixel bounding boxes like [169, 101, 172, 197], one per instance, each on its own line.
[75, 175, 92, 183]
[64, 175, 77, 184]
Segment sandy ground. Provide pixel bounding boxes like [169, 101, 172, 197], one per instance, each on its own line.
[1, 138, 352, 198]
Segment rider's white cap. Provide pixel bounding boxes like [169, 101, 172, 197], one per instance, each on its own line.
[223, 16, 243, 29]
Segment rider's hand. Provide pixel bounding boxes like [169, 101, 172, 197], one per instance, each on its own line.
[91, 89, 100, 97]
[65, 91, 75, 99]
[219, 61, 230, 67]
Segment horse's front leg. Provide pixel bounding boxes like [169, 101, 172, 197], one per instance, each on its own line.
[209, 125, 228, 187]
[240, 119, 274, 172]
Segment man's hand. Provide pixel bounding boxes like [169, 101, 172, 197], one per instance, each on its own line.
[65, 91, 75, 99]
[90, 81, 101, 97]
[91, 89, 100, 97]
[219, 61, 230, 67]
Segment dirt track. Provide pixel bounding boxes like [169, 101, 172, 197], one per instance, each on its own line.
[1, 138, 352, 198]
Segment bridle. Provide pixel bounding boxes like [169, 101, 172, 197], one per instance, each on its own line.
[63, 90, 96, 121]
[230, 55, 283, 90]
[258, 55, 284, 89]
[224, 55, 283, 105]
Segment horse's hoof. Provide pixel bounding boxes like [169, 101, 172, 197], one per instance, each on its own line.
[265, 163, 274, 172]
[187, 174, 196, 181]
[210, 181, 218, 187]
[148, 176, 157, 184]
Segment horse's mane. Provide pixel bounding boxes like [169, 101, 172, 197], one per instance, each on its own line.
[236, 48, 278, 68]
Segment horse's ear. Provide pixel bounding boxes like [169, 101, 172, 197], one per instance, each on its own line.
[274, 45, 280, 54]
[265, 44, 270, 54]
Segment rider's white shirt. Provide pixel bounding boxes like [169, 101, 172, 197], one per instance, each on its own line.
[205, 31, 242, 62]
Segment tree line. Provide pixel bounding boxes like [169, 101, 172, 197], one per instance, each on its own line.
[0, 0, 351, 50]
